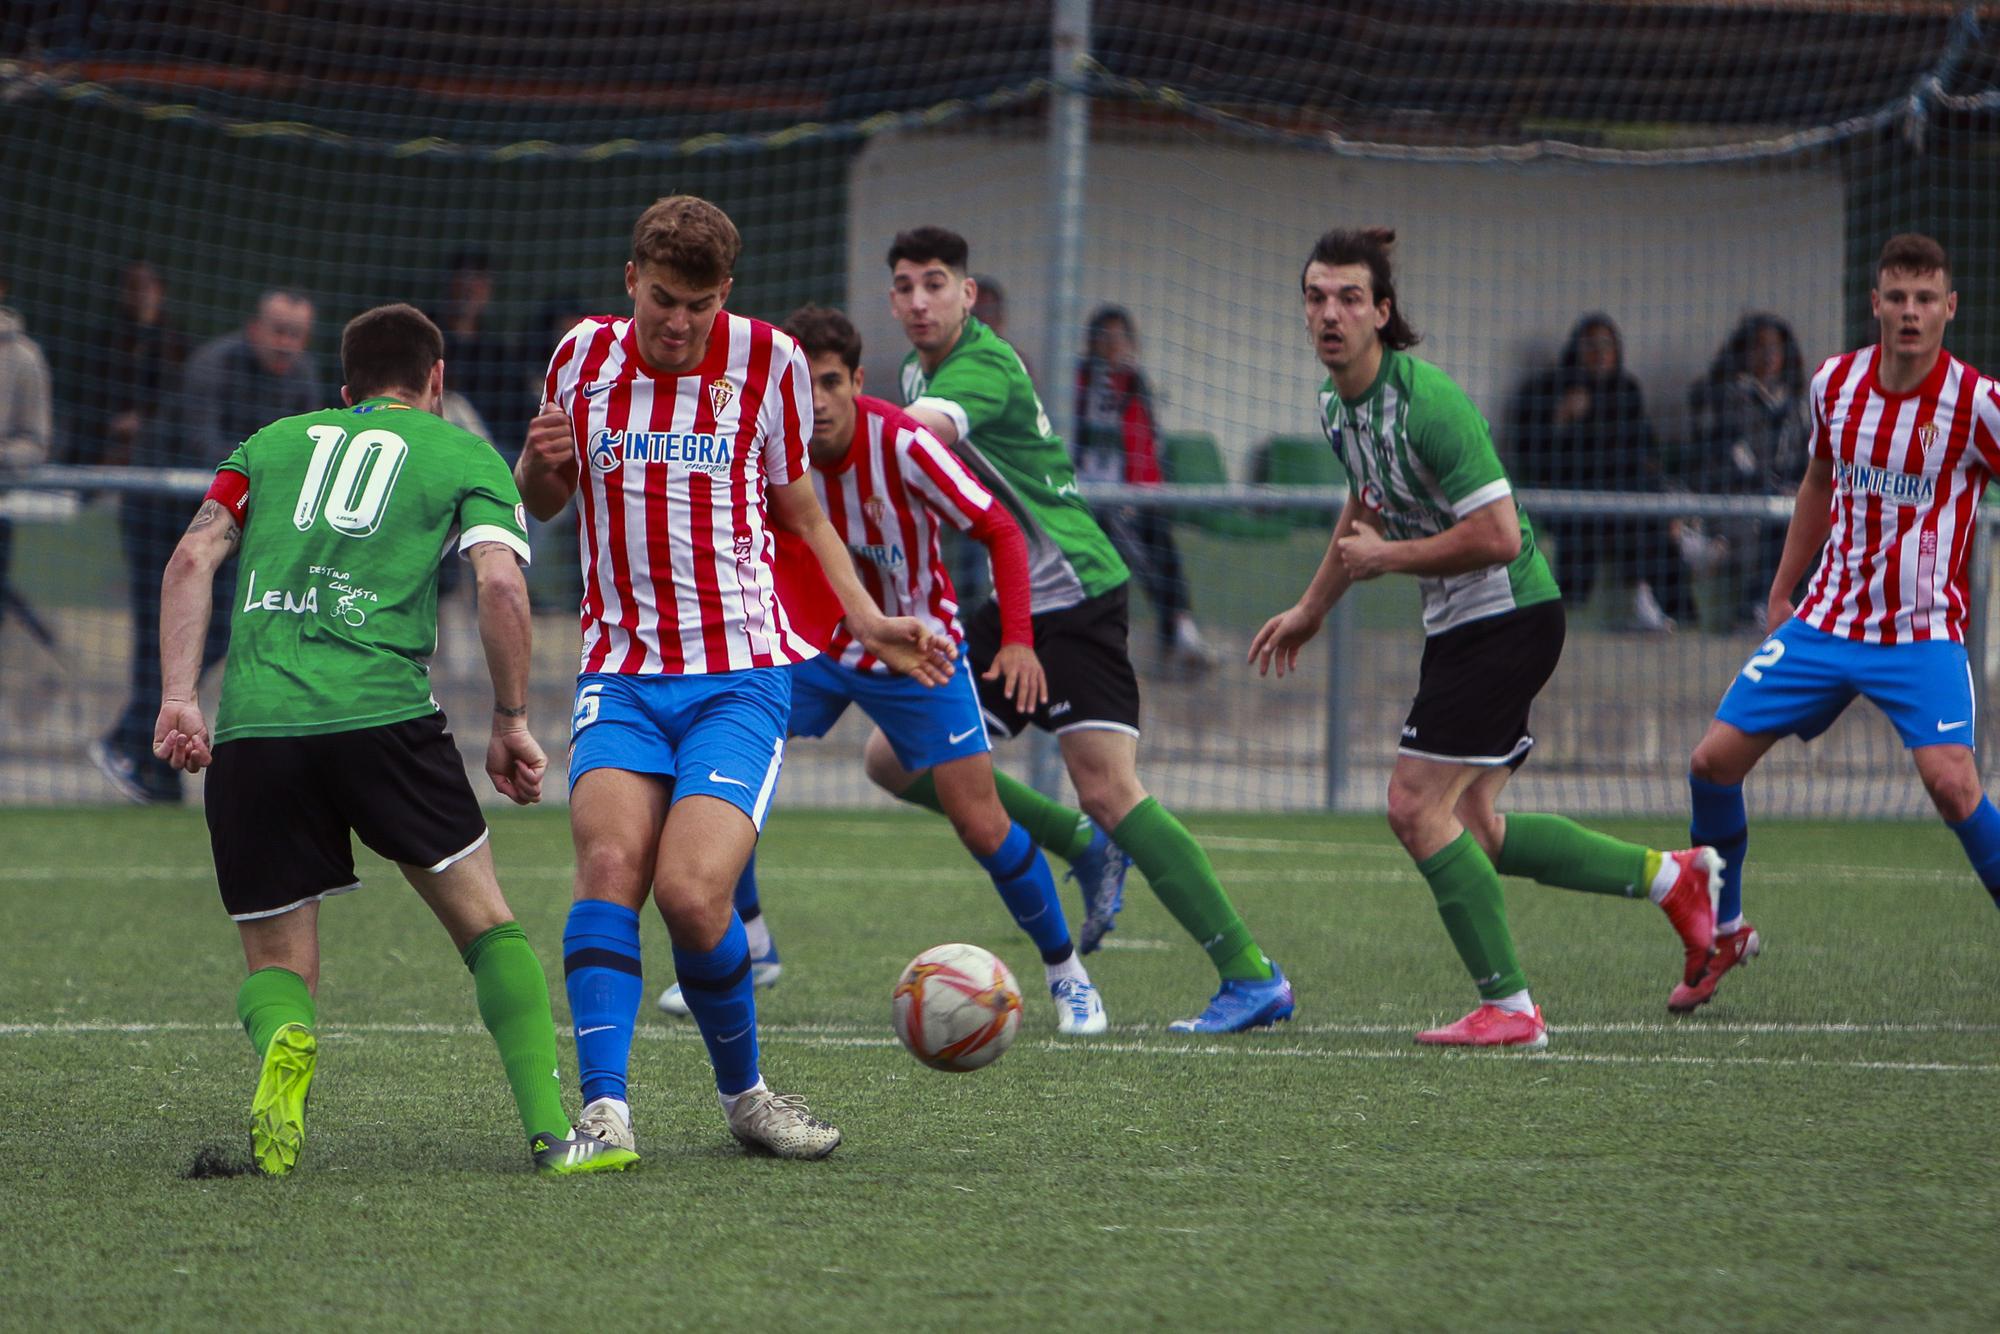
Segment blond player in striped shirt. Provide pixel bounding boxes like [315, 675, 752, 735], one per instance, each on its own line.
[514, 197, 952, 1161]
[1682, 233, 2000, 1012]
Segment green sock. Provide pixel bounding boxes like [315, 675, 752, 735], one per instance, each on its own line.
[1113, 797, 1271, 982]
[462, 922, 570, 1143]
[898, 769, 1096, 864]
[1495, 813, 1653, 898]
[1416, 831, 1528, 1001]
[236, 966, 315, 1058]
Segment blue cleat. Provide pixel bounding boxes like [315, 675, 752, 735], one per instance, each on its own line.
[1066, 823, 1131, 955]
[1166, 963, 1295, 1034]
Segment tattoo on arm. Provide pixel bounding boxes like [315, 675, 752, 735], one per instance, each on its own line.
[185, 500, 242, 545]
[493, 702, 528, 718]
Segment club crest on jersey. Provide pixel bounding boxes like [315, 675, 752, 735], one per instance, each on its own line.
[708, 378, 737, 418]
[1359, 481, 1387, 512]
[864, 496, 893, 526]
[1916, 421, 1940, 455]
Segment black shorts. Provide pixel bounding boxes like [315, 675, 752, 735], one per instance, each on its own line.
[966, 584, 1142, 739]
[204, 712, 489, 921]
[1400, 600, 1566, 768]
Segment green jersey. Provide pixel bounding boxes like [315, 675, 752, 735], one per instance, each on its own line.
[901, 316, 1127, 611]
[1320, 349, 1559, 636]
[211, 398, 530, 742]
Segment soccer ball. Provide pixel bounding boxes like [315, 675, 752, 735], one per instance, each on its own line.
[892, 943, 1023, 1073]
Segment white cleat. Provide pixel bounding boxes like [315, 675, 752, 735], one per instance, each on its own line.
[1052, 977, 1108, 1035]
[726, 1086, 842, 1160]
[575, 1096, 636, 1154]
[657, 951, 782, 1016]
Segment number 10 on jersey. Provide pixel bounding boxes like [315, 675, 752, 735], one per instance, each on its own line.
[297, 424, 410, 537]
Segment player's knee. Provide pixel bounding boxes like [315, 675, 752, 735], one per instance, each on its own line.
[948, 802, 1011, 858]
[1689, 740, 1745, 787]
[1921, 765, 1983, 824]
[1385, 779, 1436, 851]
[574, 842, 649, 906]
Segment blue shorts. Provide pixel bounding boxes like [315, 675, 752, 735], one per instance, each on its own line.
[1715, 618, 1976, 750]
[786, 653, 993, 773]
[567, 668, 791, 828]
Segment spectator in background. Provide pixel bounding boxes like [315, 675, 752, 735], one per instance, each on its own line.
[1, 272, 56, 651]
[1074, 305, 1210, 673]
[440, 250, 520, 451]
[1685, 313, 1810, 628]
[87, 261, 188, 467]
[1510, 312, 1694, 631]
[92, 288, 321, 803]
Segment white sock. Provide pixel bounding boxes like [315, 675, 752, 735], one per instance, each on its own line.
[1646, 850, 1681, 904]
[1045, 952, 1088, 987]
[1717, 915, 1745, 936]
[743, 913, 773, 957]
[718, 1078, 767, 1116]
[588, 1096, 631, 1128]
[1488, 989, 1535, 1015]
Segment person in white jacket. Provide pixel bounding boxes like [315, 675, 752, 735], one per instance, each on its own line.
[0, 280, 55, 657]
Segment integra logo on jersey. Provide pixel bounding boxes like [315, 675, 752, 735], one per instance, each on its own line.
[591, 428, 733, 476]
[850, 542, 907, 570]
[1836, 460, 1935, 506]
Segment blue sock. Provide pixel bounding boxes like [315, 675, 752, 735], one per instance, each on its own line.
[735, 852, 761, 922]
[562, 899, 643, 1107]
[974, 823, 1075, 965]
[672, 912, 761, 1096]
[1689, 775, 1749, 926]
[1948, 796, 2000, 909]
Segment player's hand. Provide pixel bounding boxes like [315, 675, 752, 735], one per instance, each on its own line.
[1335, 526, 1393, 581]
[487, 726, 548, 805]
[520, 402, 577, 482]
[1247, 605, 1322, 678]
[152, 697, 212, 773]
[856, 613, 957, 686]
[981, 642, 1047, 713]
[1764, 593, 1795, 635]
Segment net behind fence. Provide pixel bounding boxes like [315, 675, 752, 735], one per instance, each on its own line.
[4, 1, 1999, 816]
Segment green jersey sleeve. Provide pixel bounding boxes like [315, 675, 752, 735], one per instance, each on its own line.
[1408, 366, 1514, 520]
[911, 344, 1015, 443]
[455, 443, 531, 564]
[218, 441, 249, 478]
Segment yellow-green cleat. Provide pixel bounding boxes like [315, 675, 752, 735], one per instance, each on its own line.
[532, 1129, 640, 1177]
[249, 1023, 317, 1176]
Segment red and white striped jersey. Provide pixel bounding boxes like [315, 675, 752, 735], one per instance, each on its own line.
[1798, 345, 2000, 644]
[783, 395, 1033, 673]
[544, 312, 819, 675]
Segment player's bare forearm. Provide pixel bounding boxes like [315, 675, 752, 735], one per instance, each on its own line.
[515, 402, 579, 521]
[904, 405, 960, 449]
[1297, 496, 1363, 617]
[1770, 457, 1834, 606]
[158, 500, 239, 700]
[514, 455, 575, 522]
[470, 544, 533, 724]
[1365, 496, 1521, 579]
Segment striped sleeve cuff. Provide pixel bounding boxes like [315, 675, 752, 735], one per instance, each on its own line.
[458, 525, 532, 565]
[1452, 478, 1512, 520]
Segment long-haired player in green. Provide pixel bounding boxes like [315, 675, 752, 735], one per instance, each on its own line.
[1252, 228, 1721, 1048]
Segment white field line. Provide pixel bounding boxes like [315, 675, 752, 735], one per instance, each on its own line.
[2, 1019, 1994, 1075]
[0, 862, 1974, 887]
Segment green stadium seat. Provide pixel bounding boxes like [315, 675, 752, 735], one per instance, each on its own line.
[1252, 434, 1343, 528]
[1159, 432, 1290, 540]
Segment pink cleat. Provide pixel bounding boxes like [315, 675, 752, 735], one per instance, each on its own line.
[1415, 1004, 1548, 1050]
[1657, 847, 1723, 986]
[1669, 923, 1762, 1014]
